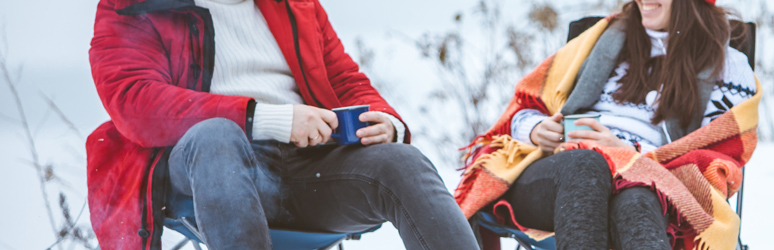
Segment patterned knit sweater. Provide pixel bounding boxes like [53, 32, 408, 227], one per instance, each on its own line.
[511, 29, 757, 153]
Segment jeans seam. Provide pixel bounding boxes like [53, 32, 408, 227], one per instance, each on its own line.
[287, 174, 432, 250]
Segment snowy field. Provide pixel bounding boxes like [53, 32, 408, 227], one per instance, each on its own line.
[1, 0, 772, 249]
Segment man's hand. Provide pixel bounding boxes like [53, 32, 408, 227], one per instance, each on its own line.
[530, 113, 564, 153]
[291, 105, 338, 148]
[566, 118, 636, 151]
[356, 112, 395, 146]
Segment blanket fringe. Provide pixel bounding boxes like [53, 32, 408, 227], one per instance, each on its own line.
[454, 167, 481, 204]
[468, 135, 526, 171]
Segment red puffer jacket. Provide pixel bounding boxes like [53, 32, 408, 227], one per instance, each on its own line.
[86, 0, 409, 249]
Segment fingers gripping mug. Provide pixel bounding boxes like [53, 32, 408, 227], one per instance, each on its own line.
[331, 105, 371, 145]
[562, 113, 601, 142]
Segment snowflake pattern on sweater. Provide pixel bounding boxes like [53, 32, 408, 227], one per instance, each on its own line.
[511, 29, 756, 154]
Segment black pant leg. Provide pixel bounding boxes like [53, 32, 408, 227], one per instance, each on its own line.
[279, 143, 480, 250]
[503, 149, 612, 250]
[609, 187, 670, 250]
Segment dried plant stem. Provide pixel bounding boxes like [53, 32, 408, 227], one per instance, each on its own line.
[40, 92, 83, 138]
[0, 30, 63, 250]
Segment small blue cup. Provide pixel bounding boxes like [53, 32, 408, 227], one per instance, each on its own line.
[331, 105, 371, 145]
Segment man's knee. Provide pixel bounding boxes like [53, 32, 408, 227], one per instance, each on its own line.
[180, 118, 247, 147]
[169, 118, 253, 179]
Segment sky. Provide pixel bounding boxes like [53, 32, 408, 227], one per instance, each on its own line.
[0, 0, 772, 249]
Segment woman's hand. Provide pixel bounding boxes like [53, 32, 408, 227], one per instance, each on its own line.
[566, 118, 636, 151]
[356, 112, 395, 145]
[530, 113, 564, 153]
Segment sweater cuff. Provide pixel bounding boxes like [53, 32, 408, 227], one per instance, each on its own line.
[511, 109, 548, 146]
[376, 112, 405, 143]
[253, 103, 294, 143]
[638, 141, 658, 154]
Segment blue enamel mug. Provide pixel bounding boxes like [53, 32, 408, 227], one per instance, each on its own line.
[331, 105, 371, 145]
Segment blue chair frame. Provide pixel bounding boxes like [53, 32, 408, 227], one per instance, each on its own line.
[474, 212, 555, 250]
[164, 195, 381, 250]
[165, 216, 381, 250]
[473, 17, 756, 250]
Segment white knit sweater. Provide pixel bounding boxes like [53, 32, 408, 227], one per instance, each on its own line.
[196, 0, 405, 143]
[511, 29, 757, 153]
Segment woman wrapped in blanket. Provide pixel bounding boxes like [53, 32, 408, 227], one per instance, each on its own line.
[464, 0, 757, 249]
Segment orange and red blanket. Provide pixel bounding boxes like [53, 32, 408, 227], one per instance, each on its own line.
[454, 16, 761, 250]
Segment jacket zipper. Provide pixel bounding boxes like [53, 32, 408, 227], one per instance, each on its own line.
[188, 14, 201, 90]
[284, 0, 324, 107]
[139, 148, 159, 250]
[188, 7, 216, 93]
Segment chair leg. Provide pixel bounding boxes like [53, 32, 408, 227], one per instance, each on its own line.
[192, 242, 203, 250]
[338, 242, 344, 250]
[512, 234, 535, 250]
[171, 239, 190, 250]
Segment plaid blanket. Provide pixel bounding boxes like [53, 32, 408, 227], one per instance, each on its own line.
[454, 16, 762, 250]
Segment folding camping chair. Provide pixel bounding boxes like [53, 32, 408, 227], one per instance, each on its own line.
[165, 195, 382, 250]
[473, 16, 756, 250]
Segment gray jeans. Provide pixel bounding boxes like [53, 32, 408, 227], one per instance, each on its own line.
[166, 118, 478, 250]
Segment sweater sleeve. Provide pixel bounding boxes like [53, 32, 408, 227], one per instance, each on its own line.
[639, 141, 658, 154]
[252, 103, 294, 143]
[376, 112, 406, 143]
[701, 48, 757, 126]
[510, 109, 548, 146]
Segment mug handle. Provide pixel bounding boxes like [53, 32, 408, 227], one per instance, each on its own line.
[331, 125, 340, 140]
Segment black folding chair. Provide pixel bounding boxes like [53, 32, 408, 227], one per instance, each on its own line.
[474, 17, 756, 250]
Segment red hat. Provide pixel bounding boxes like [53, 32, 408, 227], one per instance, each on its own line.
[705, 0, 716, 4]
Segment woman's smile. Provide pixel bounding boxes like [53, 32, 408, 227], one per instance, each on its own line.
[637, 0, 672, 31]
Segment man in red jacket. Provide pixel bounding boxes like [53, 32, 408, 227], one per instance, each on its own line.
[86, 0, 478, 249]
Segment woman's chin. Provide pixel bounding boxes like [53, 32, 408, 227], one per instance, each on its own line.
[641, 21, 665, 31]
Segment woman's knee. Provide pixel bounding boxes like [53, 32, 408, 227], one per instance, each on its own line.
[610, 187, 663, 213]
[556, 149, 612, 190]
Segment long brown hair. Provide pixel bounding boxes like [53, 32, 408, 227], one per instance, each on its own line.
[613, 0, 730, 128]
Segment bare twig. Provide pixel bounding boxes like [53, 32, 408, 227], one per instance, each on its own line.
[0, 25, 63, 250]
[0, 111, 21, 123]
[33, 108, 53, 138]
[40, 91, 83, 138]
[45, 197, 90, 250]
